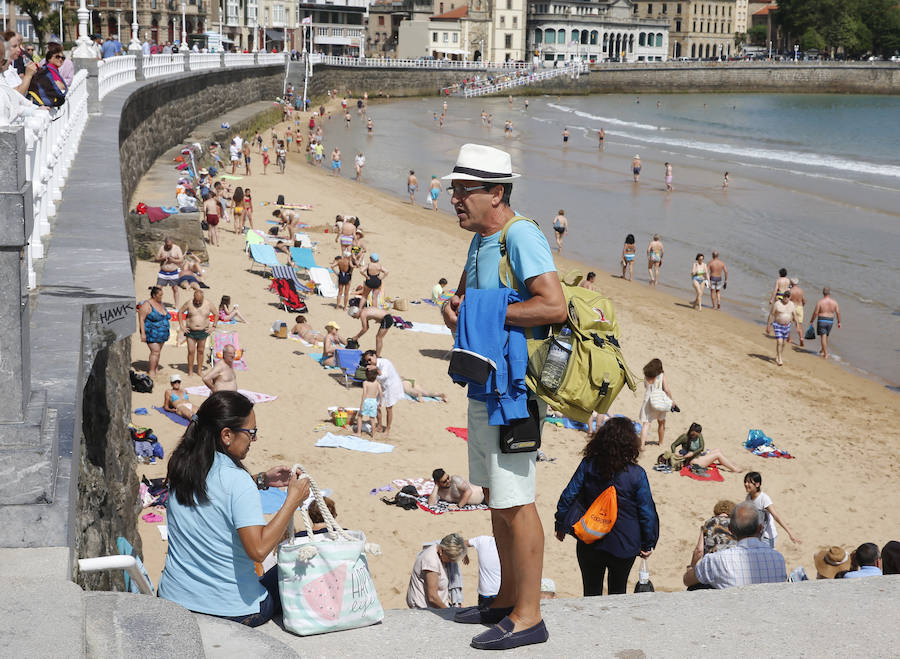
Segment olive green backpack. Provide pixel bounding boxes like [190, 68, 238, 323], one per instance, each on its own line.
[498, 216, 637, 423]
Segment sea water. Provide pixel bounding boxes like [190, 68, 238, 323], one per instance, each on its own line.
[315, 93, 900, 387]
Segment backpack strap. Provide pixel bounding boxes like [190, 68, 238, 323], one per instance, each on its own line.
[497, 214, 539, 292]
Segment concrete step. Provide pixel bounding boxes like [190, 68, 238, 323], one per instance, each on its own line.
[195, 614, 298, 658]
[0, 392, 59, 505]
[83, 592, 205, 658]
[0, 577, 85, 658]
[251, 576, 899, 657]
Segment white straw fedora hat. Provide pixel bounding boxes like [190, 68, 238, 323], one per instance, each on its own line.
[442, 143, 521, 183]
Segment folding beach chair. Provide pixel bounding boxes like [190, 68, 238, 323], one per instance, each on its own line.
[209, 331, 248, 370]
[248, 244, 281, 275]
[335, 349, 364, 388]
[290, 246, 319, 270]
[271, 277, 309, 313]
[244, 229, 267, 253]
[308, 266, 339, 298]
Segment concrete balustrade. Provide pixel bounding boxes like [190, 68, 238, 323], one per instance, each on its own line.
[188, 52, 222, 71]
[143, 53, 185, 79]
[463, 61, 589, 97]
[97, 55, 136, 100]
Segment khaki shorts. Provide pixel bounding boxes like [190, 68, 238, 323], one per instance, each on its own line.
[467, 398, 545, 510]
[793, 304, 804, 325]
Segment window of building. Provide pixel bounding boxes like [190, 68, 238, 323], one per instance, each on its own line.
[453, 32, 458, 42]
[676, 3, 681, 14]
[656, 33, 663, 46]
[535, 29, 543, 44]
[439, 2, 444, 13]
[639, 33, 646, 46]
[589, 30, 598, 45]
[443, 32, 448, 42]
[500, 16, 505, 25]
[557, 30, 566, 44]
[675, 20, 681, 31]
[633, 4, 638, 13]
[512, 16, 517, 27]
[507, 0, 512, 8]
[432, 32, 438, 42]
[662, 3, 667, 13]
[647, 3, 653, 14]
[545, 28, 555, 43]
[505, 33, 512, 48]
[378, 16, 384, 25]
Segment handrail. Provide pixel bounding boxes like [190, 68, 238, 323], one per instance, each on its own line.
[97, 55, 136, 100]
[309, 53, 529, 70]
[462, 62, 588, 97]
[78, 555, 154, 595]
[189, 52, 221, 71]
[144, 53, 185, 79]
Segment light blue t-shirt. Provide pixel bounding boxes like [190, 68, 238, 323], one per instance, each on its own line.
[465, 215, 557, 337]
[158, 452, 267, 616]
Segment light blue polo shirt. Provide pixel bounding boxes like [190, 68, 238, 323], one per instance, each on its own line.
[158, 452, 267, 616]
[465, 215, 556, 338]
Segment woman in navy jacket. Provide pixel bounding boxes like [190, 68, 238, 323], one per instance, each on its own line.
[555, 416, 659, 595]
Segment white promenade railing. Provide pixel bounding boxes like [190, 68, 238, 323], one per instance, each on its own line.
[97, 55, 136, 100]
[224, 53, 256, 67]
[463, 62, 589, 97]
[309, 54, 529, 71]
[23, 68, 89, 287]
[143, 53, 185, 79]
[189, 52, 222, 71]
[257, 52, 288, 66]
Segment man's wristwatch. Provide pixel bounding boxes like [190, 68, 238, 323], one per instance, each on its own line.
[255, 472, 269, 490]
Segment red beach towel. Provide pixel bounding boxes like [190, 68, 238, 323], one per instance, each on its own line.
[446, 426, 468, 441]
[146, 206, 171, 223]
[679, 464, 724, 482]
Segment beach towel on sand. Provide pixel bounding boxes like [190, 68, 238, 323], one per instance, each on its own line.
[545, 416, 590, 432]
[391, 478, 434, 496]
[416, 497, 490, 515]
[315, 432, 393, 453]
[153, 406, 189, 426]
[406, 322, 452, 336]
[679, 464, 724, 482]
[446, 427, 468, 441]
[183, 385, 277, 403]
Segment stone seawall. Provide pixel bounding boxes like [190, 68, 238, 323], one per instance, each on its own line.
[292, 62, 899, 99]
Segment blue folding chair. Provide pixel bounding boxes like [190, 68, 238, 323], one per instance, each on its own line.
[335, 349, 364, 388]
[290, 246, 319, 270]
[249, 243, 280, 275]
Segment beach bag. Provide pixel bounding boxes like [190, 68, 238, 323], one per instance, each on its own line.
[129, 370, 154, 393]
[804, 324, 816, 341]
[498, 217, 636, 423]
[278, 465, 384, 636]
[277, 194, 286, 205]
[573, 485, 618, 544]
[27, 65, 67, 108]
[648, 385, 672, 413]
[633, 558, 654, 593]
[657, 450, 685, 471]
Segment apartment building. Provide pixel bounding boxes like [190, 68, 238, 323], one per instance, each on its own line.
[299, 0, 368, 56]
[630, 0, 737, 59]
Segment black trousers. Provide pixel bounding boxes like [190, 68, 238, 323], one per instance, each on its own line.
[576, 542, 637, 596]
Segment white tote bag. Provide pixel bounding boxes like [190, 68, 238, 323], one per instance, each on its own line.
[648, 379, 672, 413]
[277, 465, 384, 636]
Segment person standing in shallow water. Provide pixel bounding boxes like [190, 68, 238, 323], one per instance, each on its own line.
[552, 210, 567, 251]
[664, 162, 673, 191]
[621, 234, 636, 281]
[632, 154, 642, 182]
[647, 234, 663, 287]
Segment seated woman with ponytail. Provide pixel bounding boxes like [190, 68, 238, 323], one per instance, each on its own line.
[158, 391, 310, 627]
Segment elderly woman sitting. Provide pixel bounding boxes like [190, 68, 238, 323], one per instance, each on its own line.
[406, 533, 467, 609]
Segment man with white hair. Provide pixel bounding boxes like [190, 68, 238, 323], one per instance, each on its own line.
[442, 144, 565, 650]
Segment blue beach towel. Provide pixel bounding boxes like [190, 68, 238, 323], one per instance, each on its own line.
[249, 243, 280, 268]
[315, 432, 394, 453]
[153, 406, 189, 426]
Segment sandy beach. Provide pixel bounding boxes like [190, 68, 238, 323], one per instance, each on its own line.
[129, 102, 900, 609]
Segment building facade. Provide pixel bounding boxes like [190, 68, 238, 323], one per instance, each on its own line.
[528, 0, 669, 63]
[367, 0, 406, 56]
[629, 0, 737, 59]
[491, 0, 528, 61]
[299, 0, 368, 56]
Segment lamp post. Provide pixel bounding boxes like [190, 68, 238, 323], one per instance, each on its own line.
[73, 0, 95, 57]
[794, 43, 798, 61]
[181, 1, 187, 46]
[128, 0, 141, 51]
[88, 4, 94, 35]
[116, 9, 122, 42]
[249, 3, 256, 51]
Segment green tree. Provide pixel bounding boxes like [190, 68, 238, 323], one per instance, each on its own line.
[16, 0, 51, 51]
[747, 25, 768, 46]
[799, 27, 826, 52]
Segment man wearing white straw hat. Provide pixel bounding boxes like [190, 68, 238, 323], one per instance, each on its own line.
[441, 144, 566, 650]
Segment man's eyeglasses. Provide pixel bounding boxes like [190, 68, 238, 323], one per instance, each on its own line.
[447, 183, 492, 197]
[235, 427, 258, 440]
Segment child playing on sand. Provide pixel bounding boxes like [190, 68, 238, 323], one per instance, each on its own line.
[218, 295, 248, 323]
[743, 471, 801, 547]
[356, 368, 382, 437]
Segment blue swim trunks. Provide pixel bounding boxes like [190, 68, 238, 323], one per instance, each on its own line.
[430, 188, 440, 200]
[816, 317, 834, 336]
[772, 321, 791, 341]
[361, 397, 379, 418]
[332, 160, 341, 169]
